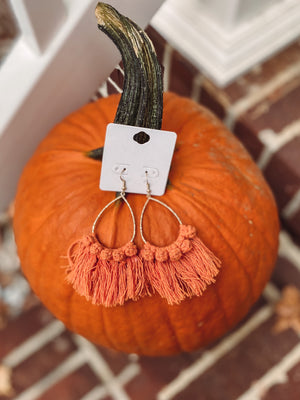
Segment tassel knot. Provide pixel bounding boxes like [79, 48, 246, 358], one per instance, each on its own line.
[124, 242, 138, 257]
[180, 238, 193, 253]
[168, 244, 182, 261]
[90, 243, 102, 255]
[155, 248, 169, 262]
[112, 249, 125, 262]
[180, 225, 197, 239]
[141, 243, 155, 261]
[100, 248, 112, 260]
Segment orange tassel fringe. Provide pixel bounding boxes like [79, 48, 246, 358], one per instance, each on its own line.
[66, 225, 221, 307]
[66, 234, 145, 307]
[140, 225, 221, 304]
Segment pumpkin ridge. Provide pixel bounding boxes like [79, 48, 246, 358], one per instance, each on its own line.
[36, 149, 94, 159]
[83, 99, 115, 123]
[101, 308, 132, 353]
[79, 104, 114, 137]
[170, 300, 205, 352]
[183, 188, 277, 301]
[67, 284, 77, 333]
[172, 190, 257, 304]
[16, 175, 101, 291]
[99, 307, 117, 350]
[24, 215, 79, 325]
[184, 192, 255, 308]
[17, 206, 60, 277]
[191, 189, 278, 251]
[126, 300, 145, 354]
[185, 194, 258, 290]
[211, 282, 231, 330]
[60, 119, 104, 142]
[163, 93, 224, 135]
[162, 304, 183, 353]
[197, 210, 257, 304]
[98, 307, 114, 349]
[18, 187, 90, 262]
[175, 179, 277, 252]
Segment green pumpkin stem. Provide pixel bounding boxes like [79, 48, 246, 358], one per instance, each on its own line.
[87, 2, 163, 160]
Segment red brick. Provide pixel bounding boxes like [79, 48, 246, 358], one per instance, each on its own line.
[110, 66, 124, 89]
[38, 364, 100, 400]
[141, 350, 203, 382]
[173, 316, 299, 400]
[11, 332, 77, 395]
[0, 305, 54, 359]
[169, 50, 198, 98]
[0, 299, 8, 329]
[264, 137, 300, 210]
[199, 85, 226, 119]
[107, 67, 124, 95]
[234, 118, 264, 160]
[271, 256, 300, 290]
[240, 77, 300, 134]
[126, 371, 162, 400]
[106, 80, 120, 96]
[125, 347, 205, 399]
[285, 208, 300, 241]
[223, 40, 300, 103]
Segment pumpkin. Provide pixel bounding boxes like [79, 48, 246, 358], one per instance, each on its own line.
[13, 3, 279, 356]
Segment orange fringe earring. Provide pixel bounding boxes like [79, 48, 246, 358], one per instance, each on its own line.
[66, 170, 144, 307]
[139, 172, 221, 305]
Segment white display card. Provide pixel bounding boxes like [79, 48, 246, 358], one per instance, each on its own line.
[100, 123, 177, 196]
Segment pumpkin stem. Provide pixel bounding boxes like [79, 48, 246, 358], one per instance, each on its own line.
[87, 2, 163, 160]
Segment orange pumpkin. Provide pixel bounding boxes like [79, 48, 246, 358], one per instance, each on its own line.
[13, 4, 279, 356]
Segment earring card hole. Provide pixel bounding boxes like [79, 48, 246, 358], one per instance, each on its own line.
[133, 131, 150, 144]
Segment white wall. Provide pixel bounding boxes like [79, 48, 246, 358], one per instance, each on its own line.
[153, 0, 300, 86]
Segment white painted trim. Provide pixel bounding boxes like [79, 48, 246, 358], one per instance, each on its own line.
[152, 0, 300, 87]
[196, 0, 283, 31]
[0, 0, 164, 211]
[10, 0, 67, 54]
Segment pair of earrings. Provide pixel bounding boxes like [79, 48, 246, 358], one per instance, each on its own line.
[66, 171, 221, 307]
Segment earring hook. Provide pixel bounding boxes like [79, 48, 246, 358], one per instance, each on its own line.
[92, 167, 136, 241]
[140, 172, 182, 243]
[145, 170, 151, 197]
[120, 168, 127, 195]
